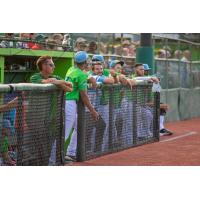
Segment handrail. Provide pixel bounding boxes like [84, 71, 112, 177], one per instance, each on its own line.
[0, 83, 58, 92]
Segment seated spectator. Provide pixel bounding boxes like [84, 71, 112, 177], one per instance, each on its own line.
[27, 33, 36, 49]
[156, 49, 166, 58]
[163, 46, 172, 58]
[115, 40, 135, 57]
[16, 33, 30, 49]
[0, 33, 15, 48]
[52, 33, 63, 50]
[87, 41, 98, 54]
[16, 33, 36, 49]
[62, 33, 72, 51]
[32, 34, 48, 50]
[129, 42, 136, 57]
[74, 37, 88, 52]
[174, 50, 183, 60]
[122, 40, 132, 56]
[46, 38, 57, 50]
[181, 50, 191, 61]
[99, 42, 107, 54]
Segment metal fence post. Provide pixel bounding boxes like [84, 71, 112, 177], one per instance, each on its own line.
[76, 98, 86, 162]
[153, 92, 160, 140]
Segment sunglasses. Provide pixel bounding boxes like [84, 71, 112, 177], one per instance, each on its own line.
[45, 63, 55, 68]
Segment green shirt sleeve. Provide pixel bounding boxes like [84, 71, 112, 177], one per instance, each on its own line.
[78, 73, 87, 91]
[30, 73, 43, 83]
[30, 73, 62, 83]
[53, 75, 62, 80]
[103, 69, 110, 77]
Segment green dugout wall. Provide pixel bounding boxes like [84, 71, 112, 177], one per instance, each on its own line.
[0, 48, 74, 83]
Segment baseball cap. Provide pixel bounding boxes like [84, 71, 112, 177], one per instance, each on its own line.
[35, 34, 48, 42]
[74, 51, 88, 63]
[75, 37, 87, 44]
[92, 54, 105, 63]
[143, 64, 151, 71]
[109, 60, 124, 68]
[122, 40, 130, 46]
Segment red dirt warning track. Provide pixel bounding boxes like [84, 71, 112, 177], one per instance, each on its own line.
[69, 118, 200, 166]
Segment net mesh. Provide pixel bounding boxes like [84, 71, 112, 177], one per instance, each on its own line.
[0, 86, 64, 166]
[77, 83, 160, 161]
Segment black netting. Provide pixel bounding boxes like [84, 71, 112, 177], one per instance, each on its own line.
[0, 86, 64, 166]
[77, 84, 160, 161]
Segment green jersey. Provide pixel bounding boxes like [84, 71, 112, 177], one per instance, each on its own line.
[30, 72, 62, 135]
[30, 73, 62, 83]
[65, 66, 88, 101]
[103, 69, 110, 77]
[100, 71, 123, 107]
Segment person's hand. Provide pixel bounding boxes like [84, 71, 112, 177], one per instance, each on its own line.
[64, 81, 73, 87]
[91, 110, 99, 121]
[110, 69, 117, 77]
[88, 77, 98, 89]
[151, 77, 159, 84]
[130, 79, 137, 87]
[160, 103, 169, 110]
[63, 81, 73, 92]
[47, 78, 57, 83]
[126, 79, 134, 89]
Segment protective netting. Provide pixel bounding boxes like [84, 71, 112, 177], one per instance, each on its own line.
[155, 59, 200, 89]
[77, 83, 160, 161]
[0, 84, 65, 166]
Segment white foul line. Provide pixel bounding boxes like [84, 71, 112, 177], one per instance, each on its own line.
[160, 131, 197, 143]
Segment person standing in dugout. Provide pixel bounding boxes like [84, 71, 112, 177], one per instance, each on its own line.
[64, 51, 99, 161]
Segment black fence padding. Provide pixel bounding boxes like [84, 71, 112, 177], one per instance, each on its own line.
[0, 89, 65, 166]
[77, 84, 160, 161]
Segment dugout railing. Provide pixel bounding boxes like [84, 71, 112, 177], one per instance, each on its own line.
[0, 83, 65, 166]
[76, 81, 160, 162]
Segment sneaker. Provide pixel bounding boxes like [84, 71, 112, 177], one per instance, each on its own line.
[160, 128, 174, 136]
[64, 155, 75, 162]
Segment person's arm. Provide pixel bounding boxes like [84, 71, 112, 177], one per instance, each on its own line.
[118, 74, 135, 89]
[109, 69, 120, 83]
[80, 90, 99, 121]
[103, 77, 114, 84]
[160, 103, 169, 110]
[0, 97, 18, 112]
[87, 77, 98, 89]
[150, 77, 159, 84]
[49, 79, 73, 92]
[146, 102, 169, 110]
[134, 76, 159, 84]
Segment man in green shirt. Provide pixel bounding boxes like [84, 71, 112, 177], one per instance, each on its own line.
[30, 56, 72, 92]
[91, 54, 110, 77]
[30, 55, 73, 165]
[65, 51, 99, 159]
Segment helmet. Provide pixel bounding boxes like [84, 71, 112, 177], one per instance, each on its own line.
[92, 54, 104, 63]
[74, 51, 88, 63]
[109, 60, 124, 68]
[143, 64, 151, 71]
